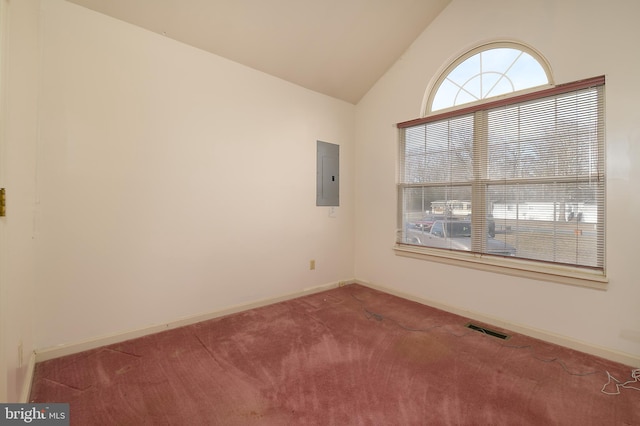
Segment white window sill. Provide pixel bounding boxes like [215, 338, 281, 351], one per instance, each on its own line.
[393, 244, 608, 290]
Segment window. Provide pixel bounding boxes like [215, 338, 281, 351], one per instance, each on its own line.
[430, 43, 551, 112]
[396, 44, 605, 287]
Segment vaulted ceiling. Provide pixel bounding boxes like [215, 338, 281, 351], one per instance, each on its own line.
[65, 0, 451, 104]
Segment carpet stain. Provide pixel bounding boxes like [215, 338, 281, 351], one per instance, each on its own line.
[246, 410, 263, 418]
[115, 366, 132, 375]
[395, 334, 451, 363]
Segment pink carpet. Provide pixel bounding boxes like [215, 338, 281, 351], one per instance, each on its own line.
[30, 284, 639, 425]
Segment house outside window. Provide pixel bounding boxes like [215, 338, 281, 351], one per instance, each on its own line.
[396, 42, 606, 287]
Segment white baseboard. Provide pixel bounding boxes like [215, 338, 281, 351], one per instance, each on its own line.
[35, 279, 355, 363]
[37, 277, 635, 369]
[20, 351, 37, 403]
[356, 279, 640, 368]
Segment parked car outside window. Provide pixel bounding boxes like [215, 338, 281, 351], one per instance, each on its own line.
[404, 220, 515, 257]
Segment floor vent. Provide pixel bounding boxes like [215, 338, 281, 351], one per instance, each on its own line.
[465, 323, 511, 340]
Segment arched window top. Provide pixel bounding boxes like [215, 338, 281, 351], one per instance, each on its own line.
[429, 42, 552, 113]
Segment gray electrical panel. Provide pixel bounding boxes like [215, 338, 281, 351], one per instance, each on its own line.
[316, 141, 339, 206]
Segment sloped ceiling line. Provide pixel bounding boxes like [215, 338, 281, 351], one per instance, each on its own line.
[65, 0, 451, 104]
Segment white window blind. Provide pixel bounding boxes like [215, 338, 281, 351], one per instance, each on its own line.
[398, 76, 605, 271]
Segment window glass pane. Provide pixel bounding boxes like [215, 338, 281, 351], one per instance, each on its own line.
[484, 75, 514, 98]
[432, 79, 459, 111]
[402, 186, 474, 250]
[482, 48, 522, 73]
[455, 86, 479, 106]
[488, 182, 603, 267]
[400, 115, 474, 184]
[431, 45, 550, 112]
[447, 54, 479, 86]
[487, 88, 601, 181]
[509, 53, 549, 90]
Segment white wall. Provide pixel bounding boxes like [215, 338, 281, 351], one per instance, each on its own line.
[355, 0, 640, 360]
[0, 0, 39, 402]
[8, 0, 637, 384]
[34, 0, 355, 349]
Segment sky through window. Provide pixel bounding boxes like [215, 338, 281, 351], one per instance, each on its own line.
[431, 46, 550, 112]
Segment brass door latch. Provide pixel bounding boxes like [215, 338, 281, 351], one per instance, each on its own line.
[0, 188, 5, 216]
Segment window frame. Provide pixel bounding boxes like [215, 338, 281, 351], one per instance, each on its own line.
[396, 75, 607, 289]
